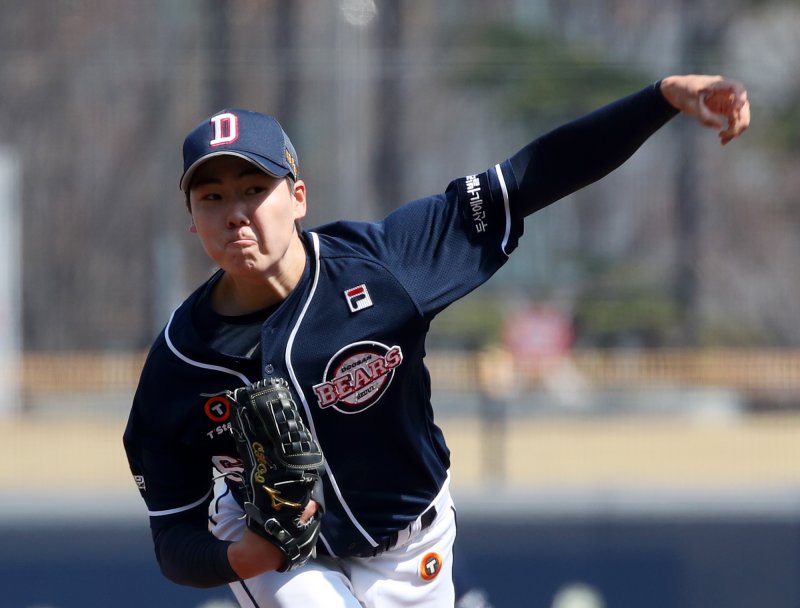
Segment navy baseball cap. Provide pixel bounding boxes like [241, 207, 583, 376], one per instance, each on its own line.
[180, 108, 299, 193]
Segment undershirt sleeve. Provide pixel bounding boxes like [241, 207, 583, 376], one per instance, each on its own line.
[150, 505, 239, 587]
[509, 81, 680, 218]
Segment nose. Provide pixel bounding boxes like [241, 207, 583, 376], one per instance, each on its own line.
[226, 197, 250, 227]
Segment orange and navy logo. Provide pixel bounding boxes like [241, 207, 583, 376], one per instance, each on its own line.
[420, 552, 443, 581]
[203, 395, 231, 422]
[313, 341, 403, 414]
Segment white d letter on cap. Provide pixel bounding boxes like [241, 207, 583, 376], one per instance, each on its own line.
[209, 113, 239, 146]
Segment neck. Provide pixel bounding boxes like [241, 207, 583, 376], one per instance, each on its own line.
[211, 238, 307, 316]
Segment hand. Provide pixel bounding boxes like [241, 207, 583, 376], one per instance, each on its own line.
[660, 74, 750, 145]
[228, 529, 285, 579]
[227, 499, 321, 578]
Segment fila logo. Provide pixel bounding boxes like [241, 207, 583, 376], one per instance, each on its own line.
[209, 112, 239, 146]
[344, 284, 373, 313]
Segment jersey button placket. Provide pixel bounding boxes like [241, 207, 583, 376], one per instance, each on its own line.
[263, 325, 277, 376]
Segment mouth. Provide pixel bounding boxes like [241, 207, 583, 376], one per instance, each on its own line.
[228, 233, 257, 247]
[229, 240, 256, 248]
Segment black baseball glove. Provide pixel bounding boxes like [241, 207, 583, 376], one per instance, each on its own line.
[227, 377, 325, 572]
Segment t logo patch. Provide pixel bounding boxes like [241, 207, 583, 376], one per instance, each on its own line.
[344, 284, 373, 313]
[419, 552, 443, 581]
[209, 112, 239, 146]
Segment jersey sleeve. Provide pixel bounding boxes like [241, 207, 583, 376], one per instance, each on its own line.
[124, 356, 215, 515]
[122, 342, 239, 587]
[509, 81, 679, 217]
[373, 82, 678, 317]
[374, 159, 523, 319]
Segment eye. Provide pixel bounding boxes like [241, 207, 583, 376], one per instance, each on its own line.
[245, 185, 267, 196]
[189, 188, 222, 204]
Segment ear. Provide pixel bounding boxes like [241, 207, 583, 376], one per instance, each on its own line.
[189, 219, 198, 234]
[292, 179, 307, 221]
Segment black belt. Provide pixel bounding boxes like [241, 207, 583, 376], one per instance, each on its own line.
[349, 506, 438, 558]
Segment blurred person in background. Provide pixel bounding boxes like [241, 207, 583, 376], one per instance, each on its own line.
[124, 74, 749, 607]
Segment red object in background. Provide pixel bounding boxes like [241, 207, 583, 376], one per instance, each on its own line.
[503, 306, 573, 360]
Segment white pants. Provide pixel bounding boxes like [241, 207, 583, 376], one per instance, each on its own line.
[210, 482, 457, 608]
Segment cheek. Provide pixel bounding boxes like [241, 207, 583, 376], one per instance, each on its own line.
[259, 222, 291, 250]
[257, 206, 295, 240]
[190, 209, 222, 237]
[191, 218, 212, 241]
[190, 217, 222, 255]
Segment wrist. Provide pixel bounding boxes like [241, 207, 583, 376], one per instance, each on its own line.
[658, 76, 682, 109]
[656, 76, 685, 116]
[227, 529, 285, 579]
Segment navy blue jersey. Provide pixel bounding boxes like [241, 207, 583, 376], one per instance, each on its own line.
[124, 83, 680, 585]
[124, 159, 523, 557]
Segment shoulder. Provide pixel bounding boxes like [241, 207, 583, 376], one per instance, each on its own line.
[304, 221, 383, 260]
[309, 218, 379, 241]
[135, 273, 219, 392]
[158, 271, 220, 350]
[307, 191, 452, 249]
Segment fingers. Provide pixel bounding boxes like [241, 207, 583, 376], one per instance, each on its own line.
[700, 79, 751, 145]
[722, 88, 750, 145]
[717, 96, 750, 145]
[300, 499, 319, 523]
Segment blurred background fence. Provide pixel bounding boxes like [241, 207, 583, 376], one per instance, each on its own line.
[1, 1, 799, 607]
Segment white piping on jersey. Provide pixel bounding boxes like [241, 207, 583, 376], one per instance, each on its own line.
[163, 309, 252, 385]
[285, 231, 380, 549]
[147, 487, 213, 517]
[153, 311, 252, 519]
[494, 163, 512, 256]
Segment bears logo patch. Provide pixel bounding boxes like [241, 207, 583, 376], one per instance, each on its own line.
[313, 341, 403, 414]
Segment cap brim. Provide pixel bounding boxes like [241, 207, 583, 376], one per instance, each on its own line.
[180, 150, 291, 193]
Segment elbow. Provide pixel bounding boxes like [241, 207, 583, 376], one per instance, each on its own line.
[154, 545, 195, 587]
[158, 562, 220, 589]
[151, 521, 238, 588]
[154, 545, 224, 588]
